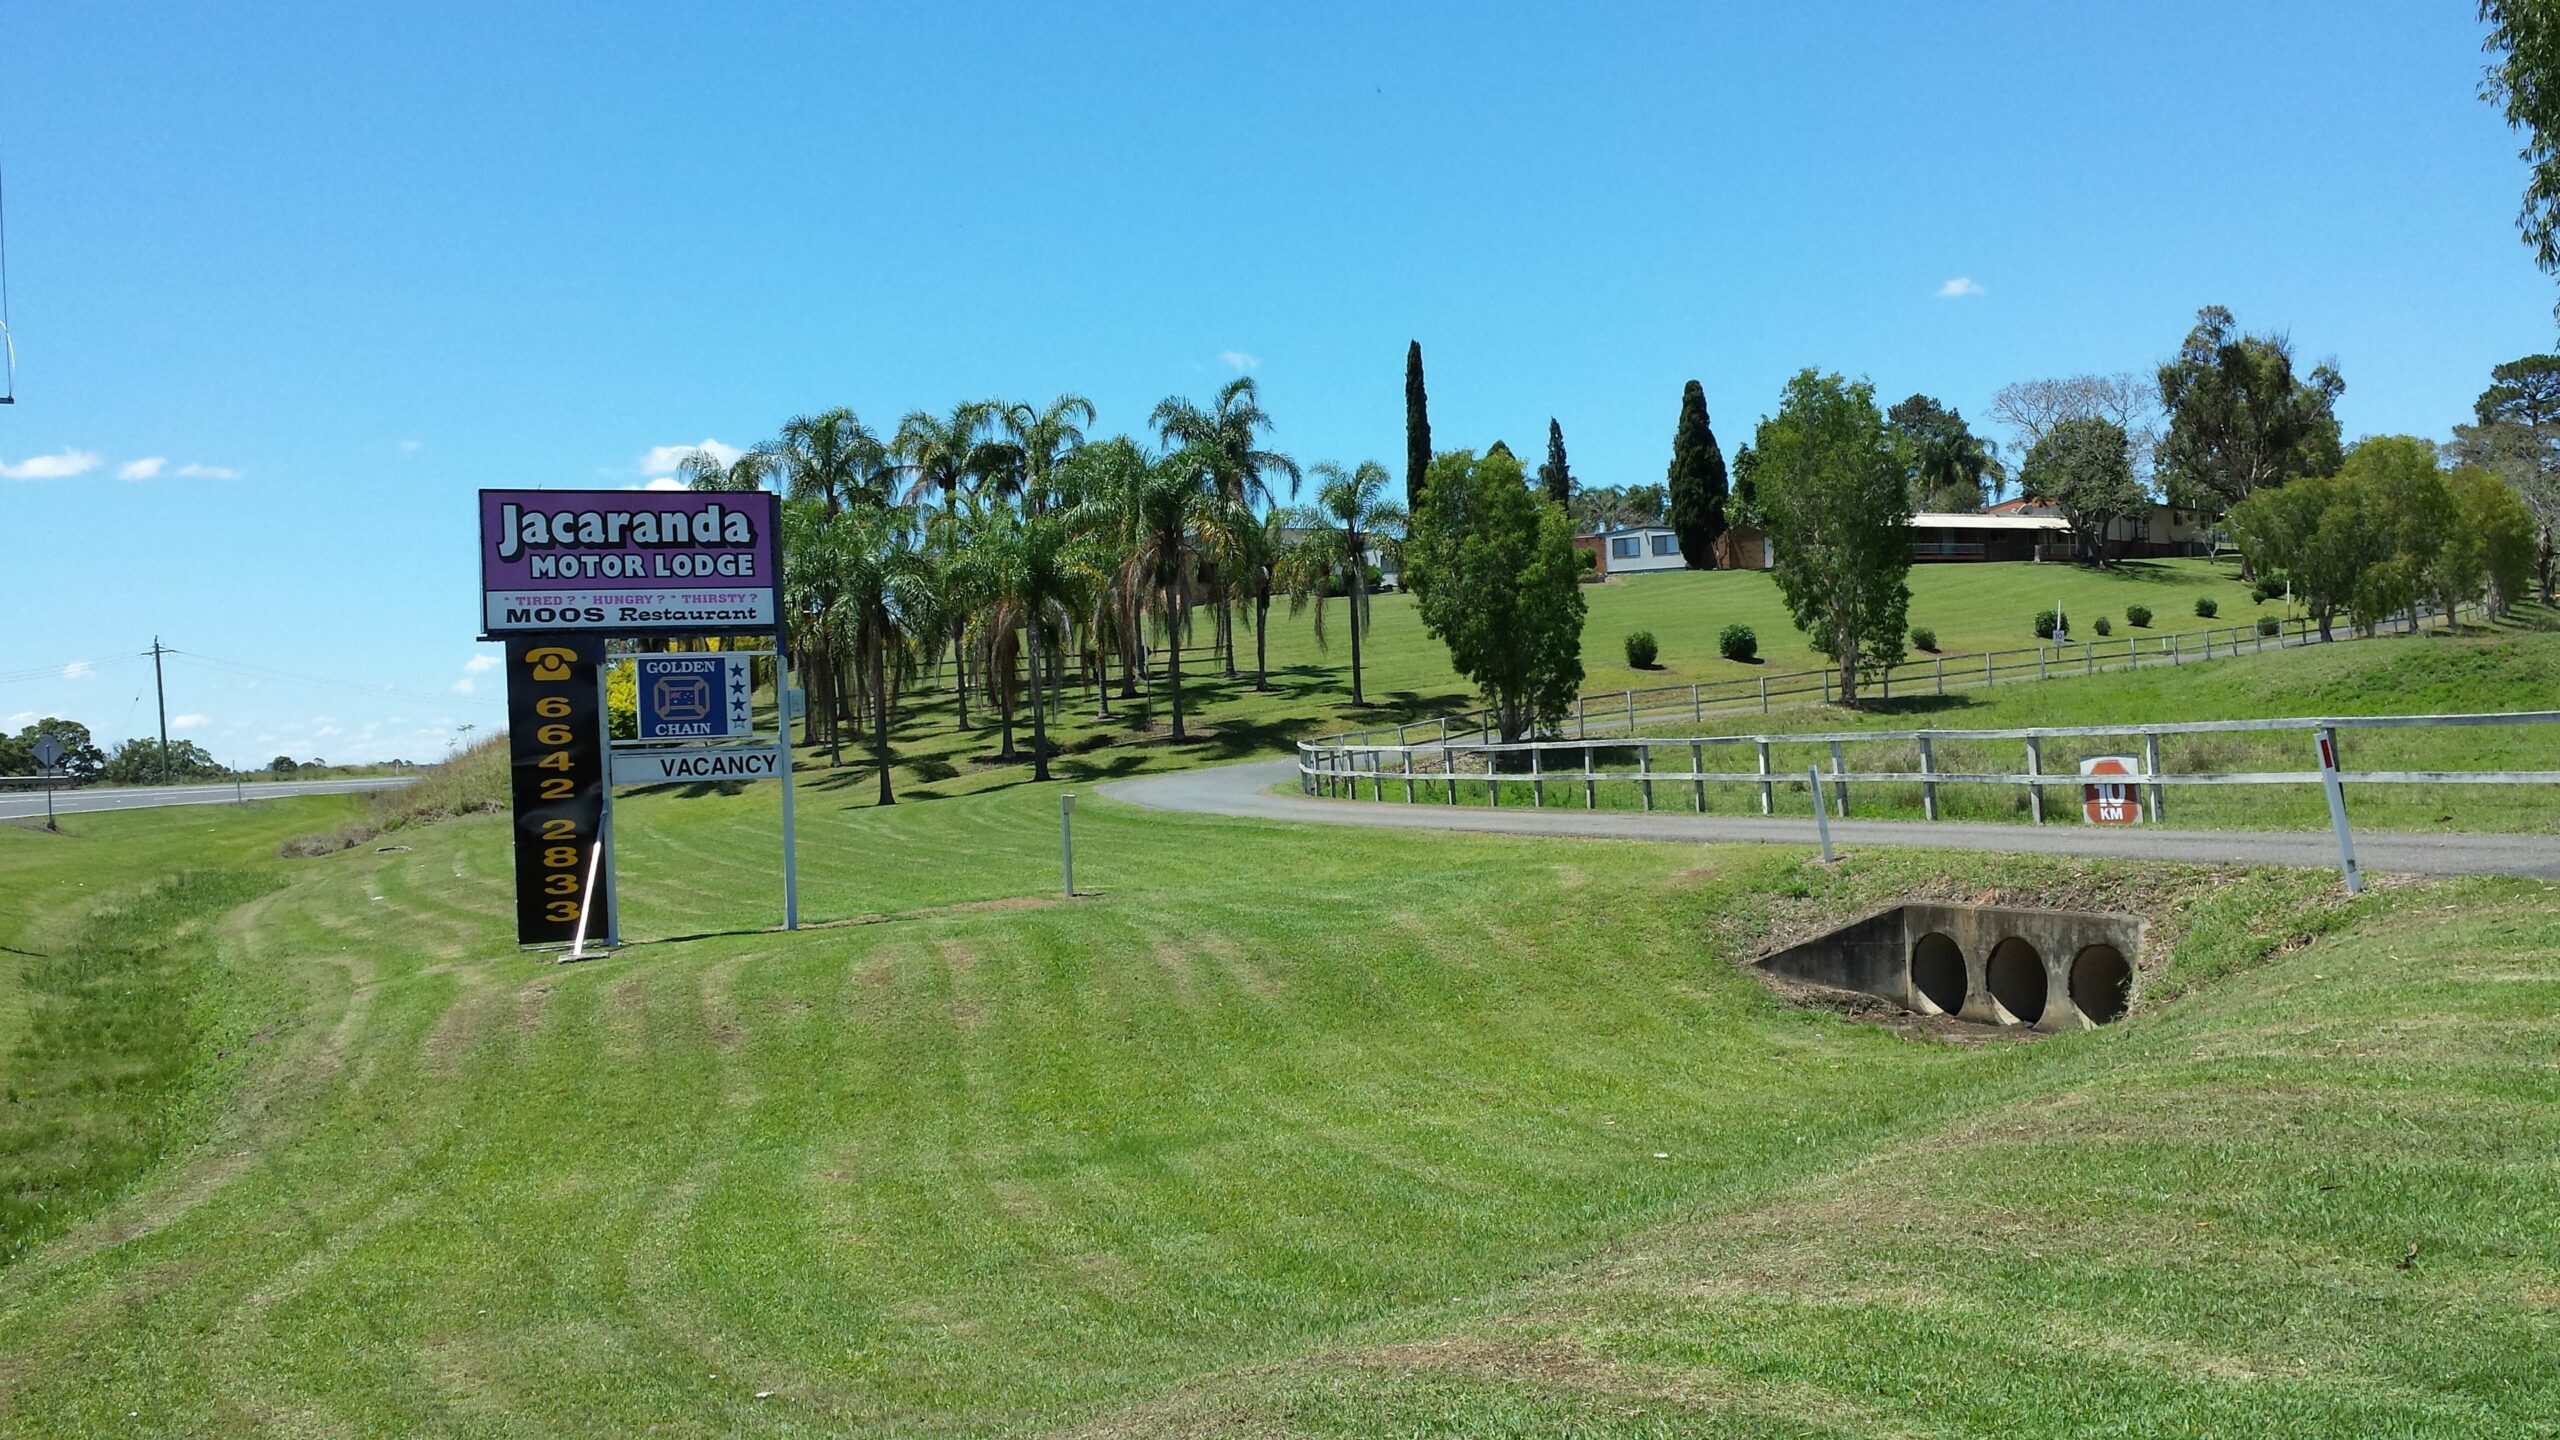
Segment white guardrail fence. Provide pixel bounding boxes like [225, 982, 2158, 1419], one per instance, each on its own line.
[1344, 602, 2474, 748]
[1296, 710, 2560, 894]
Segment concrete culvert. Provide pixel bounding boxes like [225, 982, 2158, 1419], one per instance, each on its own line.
[1985, 937, 2047, 1025]
[2070, 944, 2132, 1024]
[1909, 932, 1967, 1014]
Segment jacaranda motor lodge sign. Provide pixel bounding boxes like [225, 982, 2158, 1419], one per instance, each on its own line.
[478, 489, 781, 637]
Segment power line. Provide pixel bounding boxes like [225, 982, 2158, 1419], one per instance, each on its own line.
[0, 652, 151, 686]
[165, 648, 504, 711]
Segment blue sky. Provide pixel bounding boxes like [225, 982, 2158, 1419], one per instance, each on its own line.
[0, 2, 2548, 766]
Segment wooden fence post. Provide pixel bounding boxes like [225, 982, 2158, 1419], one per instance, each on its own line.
[1919, 735, 1938, 821]
[1583, 746, 1596, 809]
[1638, 743, 1653, 811]
[1829, 739, 1849, 817]
[1532, 745, 1544, 808]
[1692, 741, 1707, 813]
[1756, 740, 1774, 815]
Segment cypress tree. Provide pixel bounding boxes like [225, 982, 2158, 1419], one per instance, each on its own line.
[1405, 340, 1432, 510]
[1538, 418, 1573, 505]
[1665, 379, 1728, 568]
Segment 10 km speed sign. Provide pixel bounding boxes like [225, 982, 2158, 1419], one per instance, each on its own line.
[2080, 755, 2143, 826]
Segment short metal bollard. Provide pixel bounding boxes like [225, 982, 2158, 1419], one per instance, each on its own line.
[1060, 792, 1077, 897]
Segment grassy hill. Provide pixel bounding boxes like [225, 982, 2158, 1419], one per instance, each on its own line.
[1352, 619, 2560, 833]
[781, 557, 2320, 811]
[2, 708, 2556, 1432]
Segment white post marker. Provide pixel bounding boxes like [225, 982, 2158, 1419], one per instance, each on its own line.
[2315, 725, 2362, 894]
[567, 828, 607, 962]
[1809, 765, 1836, 863]
[597, 657, 622, 948]
[1059, 791, 1076, 897]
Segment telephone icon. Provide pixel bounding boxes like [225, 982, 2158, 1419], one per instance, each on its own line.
[525, 647, 577, 682]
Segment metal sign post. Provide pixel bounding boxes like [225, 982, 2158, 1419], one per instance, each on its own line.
[1060, 792, 1076, 896]
[2315, 726, 2362, 894]
[775, 638, 798, 931]
[30, 734, 63, 832]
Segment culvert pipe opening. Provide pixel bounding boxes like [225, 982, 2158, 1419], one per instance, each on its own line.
[2070, 944, 2132, 1024]
[1985, 937, 2047, 1025]
[1909, 932, 1967, 1014]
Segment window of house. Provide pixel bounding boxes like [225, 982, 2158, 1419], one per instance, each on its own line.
[1610, 536, 1639, 559]
[1649, 533, 1680, 557]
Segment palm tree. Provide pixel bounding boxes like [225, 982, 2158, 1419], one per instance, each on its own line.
[955, 510, 1101, 781]
[1062, 436, 1156, 706]
[985, 393, 1097, 514]
[1151, 377, 1300, 675]
[817, 503, 934, 805]
[1291, 460, 1404, 706]
[678, 448, 775, 493]
[772, 408, 893, 516]
[894, 400, 994, 509]
[1231, 504, 1308, 694]
[1120, 447, 1226, 741]
[1912, 428, 2005, 513]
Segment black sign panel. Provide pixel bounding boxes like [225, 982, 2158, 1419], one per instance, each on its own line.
[504, 636, 610, 946]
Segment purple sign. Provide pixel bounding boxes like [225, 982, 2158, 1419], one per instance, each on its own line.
[478, 488, 781, 636]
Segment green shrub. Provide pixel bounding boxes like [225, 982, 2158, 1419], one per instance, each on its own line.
[2033, 608, 2059, 639]
[2094, 615, 2113, 636]
[1718, 623, 1758, 663]
[1624, 630, 1659, 668]
[2252, 572, 2288, 604]
[1909, 626, 1938, 652]
[2257, 615, 2282, 637]
[2194, 597, 2219, 619]
[2124, 604, 2152, 628]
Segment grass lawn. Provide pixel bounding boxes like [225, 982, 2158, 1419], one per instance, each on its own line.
[1322, 616, 2560, 834]
[3, 736, 2558, 1433]
[773, 557, 2305, 816]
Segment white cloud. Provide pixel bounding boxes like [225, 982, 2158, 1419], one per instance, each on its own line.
[119, 456, 168, 480]
[1935, 277, 1985, 299]
[639, 477, 687, 491]
[170, 713, 207, 730]
[451, 676, 478, 695]
[2, 449, 104, 480]
[463, 654, 500, 675]
[640, 439, 743, 476]
[1218, 350, 1261, 372]
[5, 710, 34, 726]
[61, 661, 93, 681]
[314, 724, 341, 739]
[397, 439, 422, 454]
[175, 463, 242, 479]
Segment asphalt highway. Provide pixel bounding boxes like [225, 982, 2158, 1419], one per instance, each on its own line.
[0, 776, 415, 822]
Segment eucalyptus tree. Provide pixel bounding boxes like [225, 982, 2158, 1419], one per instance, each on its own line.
[1289, 460, 1405, 706]
[1151, 377, 1299, 674]
[773, 408, 894, 516]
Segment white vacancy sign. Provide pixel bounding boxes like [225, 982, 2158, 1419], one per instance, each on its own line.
[613, 746, 783, 786]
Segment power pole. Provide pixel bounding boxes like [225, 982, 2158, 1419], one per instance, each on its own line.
[151, 637, 171, 783]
